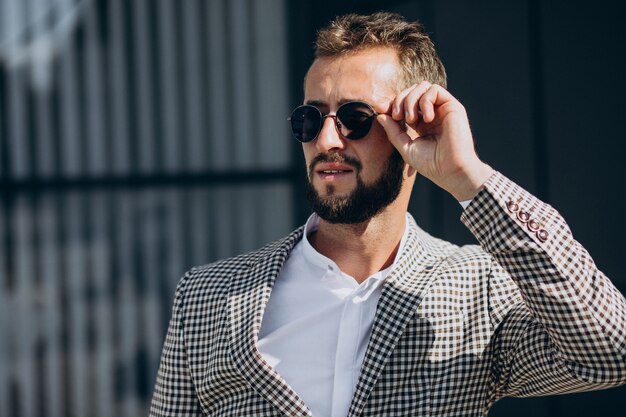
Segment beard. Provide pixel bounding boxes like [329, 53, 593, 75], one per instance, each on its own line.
[304, 150, 405, 224]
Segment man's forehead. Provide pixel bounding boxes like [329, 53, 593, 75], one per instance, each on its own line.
[303, 50, 400, 109]
[304, 97, 375, 108]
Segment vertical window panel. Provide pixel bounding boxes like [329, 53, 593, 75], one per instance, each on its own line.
[108, 0, 131, 175]
[137, 190, 165, 390]
[84, 0, 108, 176]
[114, 190, 140, 417]
[189, 188, 213, 268]
[181, 0, 206, 172]
[253, 0, 290, 169]
[207, 0, 230, 171]
[0, 200, 8, 417]
[64, 192, 89, 417]
[14, 196, 36, 417]
[40, 195, 63, 417]
[58, 30, 82, 177]
[8, 69, 29, 177]
[90, 191, 114, 417]
[133, 0, 157, 174]
[156, 0, 181, 173]
[228, 0, 255, 169]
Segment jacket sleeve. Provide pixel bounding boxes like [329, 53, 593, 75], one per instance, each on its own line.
[150, 272, 205, 416]
[461, 171, 626, 398]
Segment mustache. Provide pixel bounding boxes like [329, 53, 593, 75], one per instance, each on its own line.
[308, 153, 363, 177]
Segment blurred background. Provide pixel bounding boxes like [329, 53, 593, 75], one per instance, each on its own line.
[0, 0, 624, 416]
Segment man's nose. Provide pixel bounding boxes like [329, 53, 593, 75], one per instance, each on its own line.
[315, 116, 345, 152]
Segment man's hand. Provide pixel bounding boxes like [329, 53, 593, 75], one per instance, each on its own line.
[377, 81, 494, 201]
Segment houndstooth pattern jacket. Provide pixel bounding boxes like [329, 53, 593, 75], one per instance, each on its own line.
[150, 172, 626, 416]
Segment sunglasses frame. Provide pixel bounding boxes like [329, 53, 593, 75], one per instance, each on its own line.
[288, 101, 379, 143]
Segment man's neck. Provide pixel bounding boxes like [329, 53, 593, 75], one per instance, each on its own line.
[308, 210, 407, 284]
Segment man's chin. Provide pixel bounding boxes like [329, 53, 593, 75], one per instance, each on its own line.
[305, 148, 406, 224]
[313, 183, 354, 199]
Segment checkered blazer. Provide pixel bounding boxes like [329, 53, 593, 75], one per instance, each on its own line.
[150, 172, 626, 416]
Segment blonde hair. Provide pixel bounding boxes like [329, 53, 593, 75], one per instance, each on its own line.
[314, 12, 447, 90]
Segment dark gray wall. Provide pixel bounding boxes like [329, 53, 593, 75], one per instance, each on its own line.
[286, 1, 626, 415]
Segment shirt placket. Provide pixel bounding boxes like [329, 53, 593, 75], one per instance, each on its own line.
[330, 278, 374, 417]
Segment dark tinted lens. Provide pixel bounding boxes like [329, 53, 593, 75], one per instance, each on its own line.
[337, 102, 376, 139]
[290, 105, 321, 142]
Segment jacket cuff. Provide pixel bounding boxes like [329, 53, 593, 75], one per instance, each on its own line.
[460, 171, 561, 253]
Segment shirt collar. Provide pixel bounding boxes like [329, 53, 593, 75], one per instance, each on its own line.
[301, 213, 411, 281]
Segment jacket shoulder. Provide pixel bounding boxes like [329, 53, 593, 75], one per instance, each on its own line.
[447, 242, 493, 265]
[415, 223, 492, 267]
[174, 226, 305, 302]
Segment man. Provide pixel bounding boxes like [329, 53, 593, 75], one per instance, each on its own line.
[150, 12, 626, 417]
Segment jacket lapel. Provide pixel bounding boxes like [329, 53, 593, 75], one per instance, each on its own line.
[227, 227, 314, 416]
[348, 217, 451, 416]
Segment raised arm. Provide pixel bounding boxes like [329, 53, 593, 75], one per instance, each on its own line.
[378, 82, 626, 395]
[463, 172, 626, 396]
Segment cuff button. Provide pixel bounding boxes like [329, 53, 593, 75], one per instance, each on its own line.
[537, 229, 549, 242]
[517, 211, 530, 223]
[528, 219, 540, 232]
[507, 201, 519, 212]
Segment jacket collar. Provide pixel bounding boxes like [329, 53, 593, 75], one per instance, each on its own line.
[226, 226, 312, 416]
[226, 215, 453, 416]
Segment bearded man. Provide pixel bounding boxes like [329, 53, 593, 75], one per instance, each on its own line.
[150, 12, 626, 417]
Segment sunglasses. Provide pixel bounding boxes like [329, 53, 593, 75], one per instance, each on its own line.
[289, 101, 378, 143]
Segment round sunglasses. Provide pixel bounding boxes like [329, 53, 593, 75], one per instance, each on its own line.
[288, 101, 378, 143]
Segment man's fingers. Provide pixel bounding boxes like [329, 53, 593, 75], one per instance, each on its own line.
[377, 114, 411, 153]
[388, 83, 460, 134]
[418, 91, 435, 123]
[392, 81, 432, 121]
[418, 84, 442, 123]
[403, 81, 431, 125]
[416, 84, 462, 123]
[391, 85, 414, 121]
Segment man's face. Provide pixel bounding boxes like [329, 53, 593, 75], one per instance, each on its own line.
[302, 48, 406, 224]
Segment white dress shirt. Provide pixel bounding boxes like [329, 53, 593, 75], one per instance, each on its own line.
[257, 214, 409, 417]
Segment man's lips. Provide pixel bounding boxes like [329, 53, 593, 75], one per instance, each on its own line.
[315, 163, 355, 174]
[308, 154, 362, 184]
[315, 163, 355, 182]
[308, 153, 362, 179]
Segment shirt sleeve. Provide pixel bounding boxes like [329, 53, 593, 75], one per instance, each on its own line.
[460, 171, 626, 397]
